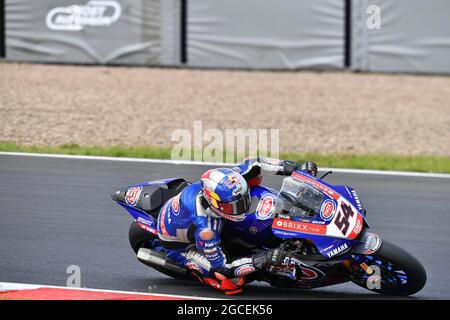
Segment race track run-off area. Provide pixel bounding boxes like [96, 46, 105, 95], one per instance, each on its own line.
[0, 153, 449, 299]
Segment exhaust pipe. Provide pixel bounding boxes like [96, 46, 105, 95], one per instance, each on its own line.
[137, 248, 188, 276]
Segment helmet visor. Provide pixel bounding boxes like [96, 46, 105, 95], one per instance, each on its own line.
[217, 191, 251, 216]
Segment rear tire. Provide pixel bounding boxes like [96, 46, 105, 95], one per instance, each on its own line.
[129, 221, 155, 254]
[128, 222, 191, 281]
[350, 240, 426, 296]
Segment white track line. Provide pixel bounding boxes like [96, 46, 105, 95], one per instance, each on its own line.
[1, 151, 449, 179]
[0, 281, 219, 300]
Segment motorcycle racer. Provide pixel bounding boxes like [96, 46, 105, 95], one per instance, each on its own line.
[156, 157, 318, 294]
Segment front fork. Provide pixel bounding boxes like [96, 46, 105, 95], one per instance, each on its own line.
[343, 231, 383, 277]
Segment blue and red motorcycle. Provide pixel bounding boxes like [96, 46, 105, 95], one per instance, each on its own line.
[112, 170, 426, 296]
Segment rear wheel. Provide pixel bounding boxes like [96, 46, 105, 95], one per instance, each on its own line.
[349, 240, 426, 296]
[129, 221, 156, 254]
[128, 222, 191, 280]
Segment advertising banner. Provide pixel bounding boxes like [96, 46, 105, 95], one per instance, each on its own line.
[5, 0, 180, 65]
[187, 0, 345, 69]
[352, 0, 450, 74]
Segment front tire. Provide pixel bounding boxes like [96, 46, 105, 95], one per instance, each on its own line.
[349, 240, 426, 296]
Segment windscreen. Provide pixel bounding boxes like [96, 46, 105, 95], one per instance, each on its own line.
[275, 176, 326, 218]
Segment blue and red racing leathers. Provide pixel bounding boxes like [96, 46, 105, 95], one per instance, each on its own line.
[156, 157, 303, 283]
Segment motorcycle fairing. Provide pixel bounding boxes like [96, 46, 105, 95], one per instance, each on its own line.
[290, 171, 368, 224]
[271, 171, 368, 258]
[112, 178, 187, 235]
[118, 202, 158, 234]
[224, 186, 280, 246]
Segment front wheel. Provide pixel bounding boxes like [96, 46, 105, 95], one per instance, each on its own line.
[349, 240, 426, 296]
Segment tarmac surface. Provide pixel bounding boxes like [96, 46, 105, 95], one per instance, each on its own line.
[1, 154, 449, 299]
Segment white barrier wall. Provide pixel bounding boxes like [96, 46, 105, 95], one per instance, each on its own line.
[187, 0, 345, 69]
[5, 0, 180, 65]
[352, 0, 450, 73]
[4, 0, 450, 74]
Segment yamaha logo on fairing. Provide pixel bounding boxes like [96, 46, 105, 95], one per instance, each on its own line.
[325, 243, 349, 258]
[351, 190, 364, 212]
[46, 1, 122, 31]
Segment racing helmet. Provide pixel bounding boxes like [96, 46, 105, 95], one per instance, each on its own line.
[201, 168, 251, 222]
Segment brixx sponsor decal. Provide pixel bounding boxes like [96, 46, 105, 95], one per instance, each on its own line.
[273, 218, 327, 235]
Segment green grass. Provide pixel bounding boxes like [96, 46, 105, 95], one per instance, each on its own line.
[281, 152, 450, 174]
[1, 141, 449, 174]
[0, 142, 173, 159]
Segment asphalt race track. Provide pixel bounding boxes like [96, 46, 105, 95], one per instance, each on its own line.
[1, 154, 449, 299]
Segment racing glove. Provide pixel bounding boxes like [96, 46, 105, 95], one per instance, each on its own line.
[253, 248, 297, 279]
[253, 248, 291, 268]
[299, 161, 318, 177]
[283, 160, 318, 177]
